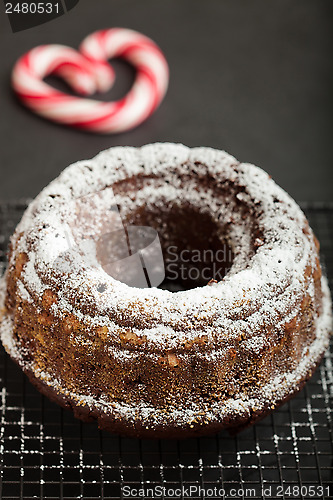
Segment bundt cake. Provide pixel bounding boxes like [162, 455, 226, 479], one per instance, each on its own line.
[0, 143, 331, 438]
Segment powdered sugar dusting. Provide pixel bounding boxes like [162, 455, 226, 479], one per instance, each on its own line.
[0, 143, 332, 432]
[0, 275, 331, 428]
[5, 143, 324, 349]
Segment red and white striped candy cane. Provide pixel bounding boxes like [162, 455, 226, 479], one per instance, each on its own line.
[11, 28, 169, 134]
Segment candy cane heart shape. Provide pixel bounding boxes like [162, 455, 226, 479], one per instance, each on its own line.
[11, 28, 169, 134]
[11, 45, 115, 125]
[80, 29, 169, 132]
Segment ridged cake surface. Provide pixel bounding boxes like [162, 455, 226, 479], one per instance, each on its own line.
[0, 143, 331, 438]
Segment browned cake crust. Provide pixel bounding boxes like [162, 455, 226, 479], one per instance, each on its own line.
[5, 344, 325, 439]
[0, 144, 332, 438]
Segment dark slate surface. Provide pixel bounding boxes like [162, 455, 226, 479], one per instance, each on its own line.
[0, 0, 332, 202]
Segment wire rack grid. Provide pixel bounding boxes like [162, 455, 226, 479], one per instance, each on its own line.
[0, 201, 332, 500]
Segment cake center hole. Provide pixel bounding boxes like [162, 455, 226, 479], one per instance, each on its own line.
[110, 204, 235, 291]
[157, 207, 234, 292]
[84, 196, 234, 291]
[159, 240, 233, 292]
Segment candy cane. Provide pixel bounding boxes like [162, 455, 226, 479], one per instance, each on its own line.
[11, 28, 169, 134]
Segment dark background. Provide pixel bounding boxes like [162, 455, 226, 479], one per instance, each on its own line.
[0, 0, 332, 203]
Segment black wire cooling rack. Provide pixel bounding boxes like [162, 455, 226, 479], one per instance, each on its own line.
[0, 201, 332, 500]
